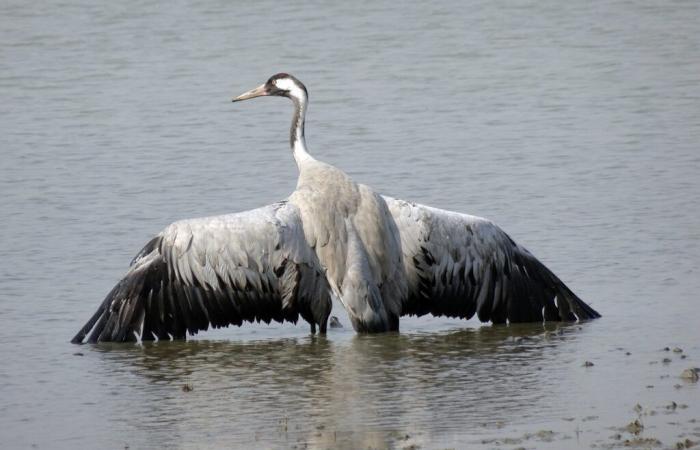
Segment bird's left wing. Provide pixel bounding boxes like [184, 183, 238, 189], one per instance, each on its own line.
[383, 196, 601, 324]
[71, 201, 331, 343]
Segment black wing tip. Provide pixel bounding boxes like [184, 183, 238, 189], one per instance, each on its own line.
[70, 291, 115, 344]
[73, 237, 165, 344]
[579, 300, 602, 319]
[524, 252, 601, 322]
[573, 300, 602, 321]
[70, 334, 86, 345]
[556, 284, 601, 321]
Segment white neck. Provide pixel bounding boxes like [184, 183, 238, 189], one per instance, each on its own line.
[276, 78, 313, 166]
[290, 94, 312, 166]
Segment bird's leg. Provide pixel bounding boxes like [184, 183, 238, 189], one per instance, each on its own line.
[310, 322, 317, 334]
[388, 313, 400, 332]
[319, 318, 328, 334]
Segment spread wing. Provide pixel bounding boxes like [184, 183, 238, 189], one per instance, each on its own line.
[384, 197, 601, 324]
[71, 201, 331, 343]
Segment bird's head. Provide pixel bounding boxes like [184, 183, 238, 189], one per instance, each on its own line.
[232, 73, 307, 103]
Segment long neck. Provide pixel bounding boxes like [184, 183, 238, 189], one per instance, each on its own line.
[290, 92, 312, 166]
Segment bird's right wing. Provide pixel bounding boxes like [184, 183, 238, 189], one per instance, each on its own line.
[71, 201, 331, 343]
[384, 196, 600, 324]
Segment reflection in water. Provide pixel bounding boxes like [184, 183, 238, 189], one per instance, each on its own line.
[93, 323, 583, 448]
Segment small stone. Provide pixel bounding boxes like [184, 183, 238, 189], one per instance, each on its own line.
[634, 404, 643, 413]
[583, 361, 595, 367]
[667, 401, 678, 410]
[664, 347, 671, 351]
[676, 438, 697, 449]
[626, 419, 644, 434]
[680, 368, 700, 382]
[626, 352, 631, 356]
[663, 358, 673, 364]
[673, 347, 683, 353]
[535, 430, 555, 442]
[73, 352, 84, 356]
[623, 437, 661, 447]
[681, 355, 687, 359]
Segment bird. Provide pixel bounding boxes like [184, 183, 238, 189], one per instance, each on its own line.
[71, 73, 600, 344]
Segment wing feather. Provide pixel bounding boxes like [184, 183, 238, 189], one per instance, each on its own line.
[384, 196, 601, 323]
[72, 201, 331, 343]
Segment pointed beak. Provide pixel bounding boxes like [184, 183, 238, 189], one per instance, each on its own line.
[232, 84, 269, 102]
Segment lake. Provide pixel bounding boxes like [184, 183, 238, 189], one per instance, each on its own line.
[1, 0, 699, 448]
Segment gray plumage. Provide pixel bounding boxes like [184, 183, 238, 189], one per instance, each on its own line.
[71, 202, 331, 343]
[71, 73, 599, 344]
[385, 198, 600, 323]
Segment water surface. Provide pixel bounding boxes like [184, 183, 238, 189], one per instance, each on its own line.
[1, 0, 699, 448]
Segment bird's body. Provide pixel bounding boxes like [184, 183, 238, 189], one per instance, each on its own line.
[290, 158, 405, 331]
[72, 73, 599, 344]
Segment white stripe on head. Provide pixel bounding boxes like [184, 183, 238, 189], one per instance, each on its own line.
[274, 77, 306, 101]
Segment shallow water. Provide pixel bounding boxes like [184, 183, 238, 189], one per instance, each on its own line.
[1, 0, 699, 448]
